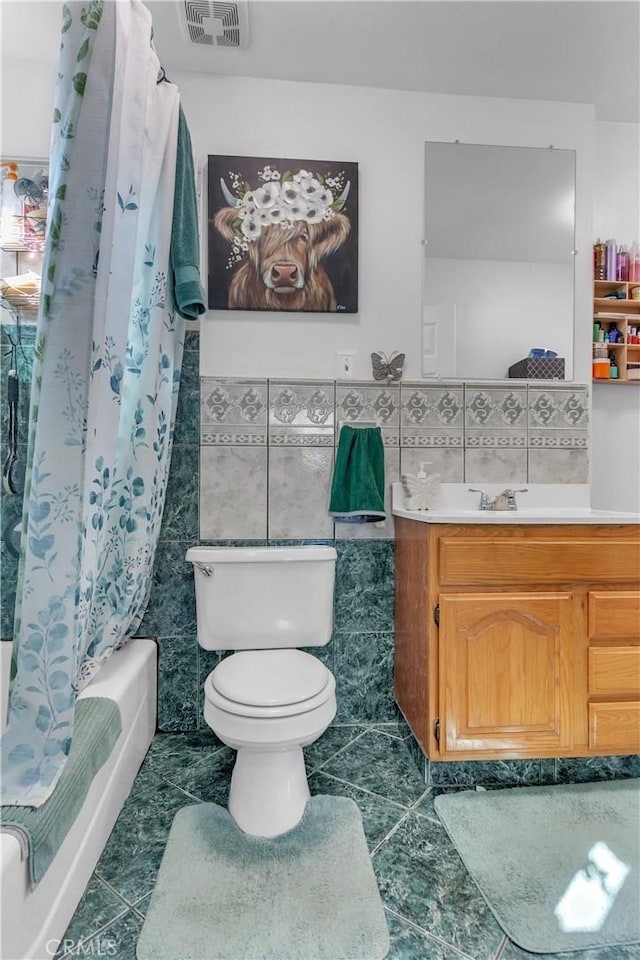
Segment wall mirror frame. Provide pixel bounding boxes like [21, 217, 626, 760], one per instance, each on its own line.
[422, 141, 576, 382]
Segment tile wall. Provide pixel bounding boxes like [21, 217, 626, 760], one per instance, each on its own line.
[1, 341, 591, 736]
[200, 378, 590, 541]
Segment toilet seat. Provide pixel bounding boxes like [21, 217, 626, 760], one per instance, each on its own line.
[207, 650, 334, 719]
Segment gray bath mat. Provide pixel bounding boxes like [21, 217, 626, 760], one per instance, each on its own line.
[136, 795, 389, 960]
[434, 778, 640, 954]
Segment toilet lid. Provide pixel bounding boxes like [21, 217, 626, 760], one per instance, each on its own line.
[211, 649, 330, 708]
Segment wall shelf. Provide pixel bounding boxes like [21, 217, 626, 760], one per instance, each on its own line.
[593, 280, 640, 384]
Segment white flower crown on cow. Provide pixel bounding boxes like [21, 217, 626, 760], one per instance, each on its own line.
[219, 166, 351, 248]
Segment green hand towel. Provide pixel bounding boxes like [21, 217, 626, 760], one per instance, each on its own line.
[329, 425, 386, 521]
[170, 107, 206, 321]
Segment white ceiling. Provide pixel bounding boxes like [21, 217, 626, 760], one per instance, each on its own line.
[2, 0, 639, 123]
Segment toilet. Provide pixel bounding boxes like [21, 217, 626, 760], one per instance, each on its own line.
[185, 545, 337, 837]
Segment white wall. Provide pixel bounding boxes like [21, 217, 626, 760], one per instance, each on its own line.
[591, 122, 640, 512]
[1, 61, 595, 384]
[170, 73, 595, 383]
[0, 59, 55, 159]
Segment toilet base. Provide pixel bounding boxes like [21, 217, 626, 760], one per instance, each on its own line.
[229, 744, 310, 837]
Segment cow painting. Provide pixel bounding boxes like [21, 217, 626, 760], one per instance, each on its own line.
[207, 157, 358, 313]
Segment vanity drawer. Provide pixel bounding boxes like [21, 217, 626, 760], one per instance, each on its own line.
[589, 701, 640, 752]
[589, 647, 640, 696]
[439, 538, 640, 586]
[588, 592, 640, 640]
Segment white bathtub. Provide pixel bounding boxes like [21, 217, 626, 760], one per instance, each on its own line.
[0, 637, 157, 960]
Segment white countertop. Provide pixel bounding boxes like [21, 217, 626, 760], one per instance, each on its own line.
[391, 483, 640, 525]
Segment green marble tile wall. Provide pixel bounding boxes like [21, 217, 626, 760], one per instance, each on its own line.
[0, 322, 35, 639]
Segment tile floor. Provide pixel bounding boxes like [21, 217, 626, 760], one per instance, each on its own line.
[56, 725, 639, 960]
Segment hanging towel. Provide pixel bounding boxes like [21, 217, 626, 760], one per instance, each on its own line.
[329, 425, 386, 522]
[170, 107, 206, 320]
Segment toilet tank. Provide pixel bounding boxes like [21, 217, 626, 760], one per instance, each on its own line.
[185, 545, 337, 650]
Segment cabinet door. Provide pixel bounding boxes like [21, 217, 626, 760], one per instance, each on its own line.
[439, 592, 575, 757]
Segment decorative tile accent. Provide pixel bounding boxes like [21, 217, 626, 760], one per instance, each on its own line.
[199, 446, 267, 539]
[336, 381, 400, 445]
[528, 384, 589, 447]
[268, 446, 335, 539]
[268, 380, 335, 445]
[200, 378, 267, 445]
[464, 383, 527, 446]
[399, 382, 463, 448]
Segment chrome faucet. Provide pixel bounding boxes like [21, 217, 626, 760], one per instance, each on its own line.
[468, 488, 528, 511]
[468, 488, 493, 510]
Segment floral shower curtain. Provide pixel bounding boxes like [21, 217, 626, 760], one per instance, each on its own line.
[1, 0, 183, 806]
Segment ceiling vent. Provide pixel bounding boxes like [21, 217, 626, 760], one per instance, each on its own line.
[182, 1, 250, 49]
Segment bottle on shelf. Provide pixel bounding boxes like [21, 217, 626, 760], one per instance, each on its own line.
[629, 243, 640, 283]
[594, 239, 606, 280]
[605, 239, 617, 280]
[617, 246, 629, 281]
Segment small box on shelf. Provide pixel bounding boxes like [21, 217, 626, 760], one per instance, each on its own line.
[508, 356, 565, 380]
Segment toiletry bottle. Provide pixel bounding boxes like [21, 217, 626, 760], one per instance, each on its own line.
[629, 243, 640, 283]
[609, 351, 618, 379]
[593, 321, 601, 342]
[594, 239, 607, 280]
[606, 239, 617, 280]
[617, 246, 629, 281]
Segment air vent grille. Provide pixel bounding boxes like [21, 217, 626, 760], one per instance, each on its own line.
[183, 1, 249, 49]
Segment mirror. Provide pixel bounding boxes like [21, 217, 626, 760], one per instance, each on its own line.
[422, 142, 575, 381]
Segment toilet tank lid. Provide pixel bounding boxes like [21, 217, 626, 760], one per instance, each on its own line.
[186, 545, 337, 564]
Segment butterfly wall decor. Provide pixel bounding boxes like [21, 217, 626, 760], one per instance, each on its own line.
[371, 351, 405, 382]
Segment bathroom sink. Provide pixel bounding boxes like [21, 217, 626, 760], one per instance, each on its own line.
[391, 483, 640, 525]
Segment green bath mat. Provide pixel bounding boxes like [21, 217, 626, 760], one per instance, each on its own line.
[136, 795, 389, 960]
[434, 778, 640, 954]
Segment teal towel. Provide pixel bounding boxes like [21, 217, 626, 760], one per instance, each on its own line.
[0, 697, 122, 886]
[170, 107, 206, 320]
[329, 425, 386, 521]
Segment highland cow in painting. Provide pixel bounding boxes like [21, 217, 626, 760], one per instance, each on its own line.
[208, 157, 358, 313]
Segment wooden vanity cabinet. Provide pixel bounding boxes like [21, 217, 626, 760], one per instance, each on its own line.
[394, 519, 640, 761]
